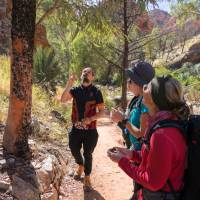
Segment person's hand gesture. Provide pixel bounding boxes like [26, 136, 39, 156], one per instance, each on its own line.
[68, 74, 77, 85]
[82, 117, 92, 126]
[69, 74, 77, 82]
[110, 108, 124, 123]
[107, 147, 124, 163]
[115, 147, 133, 160]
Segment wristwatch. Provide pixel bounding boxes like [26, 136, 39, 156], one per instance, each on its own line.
[121, 119, 128, 126]
[117, 119, 128, 129]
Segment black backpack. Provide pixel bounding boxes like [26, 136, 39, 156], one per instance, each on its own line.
[143, 115, 200, 200]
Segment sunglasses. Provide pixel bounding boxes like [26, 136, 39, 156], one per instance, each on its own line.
[127, 79, 133, 84]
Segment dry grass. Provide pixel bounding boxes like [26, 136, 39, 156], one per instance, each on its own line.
[0, 55, 70, 142]
[0, 56, 10, 123]
[153, 34, 200, 68]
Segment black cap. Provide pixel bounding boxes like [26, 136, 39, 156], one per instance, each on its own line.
[125, 61, 155, 87]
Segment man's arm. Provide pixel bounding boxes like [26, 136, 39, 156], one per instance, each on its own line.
[61, 75, 76, 103]
[82, 104, 105, 125]
[82, 88, 105, 125]
[91, 104, 105, 121]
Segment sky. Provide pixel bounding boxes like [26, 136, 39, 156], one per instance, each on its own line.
[148, 0, 177, 13]
[91, 0, 178, 13]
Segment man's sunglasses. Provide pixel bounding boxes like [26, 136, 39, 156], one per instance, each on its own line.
[127, 79, 133, 84]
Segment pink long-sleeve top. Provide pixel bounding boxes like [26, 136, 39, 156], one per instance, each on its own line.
[118, 111, 187, 200]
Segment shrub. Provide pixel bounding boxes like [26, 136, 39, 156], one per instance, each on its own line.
[33, 47, 61, 93]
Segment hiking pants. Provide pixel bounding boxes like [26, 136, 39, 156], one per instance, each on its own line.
[142, 188, 180, 200]
[68, 127, 98, 176]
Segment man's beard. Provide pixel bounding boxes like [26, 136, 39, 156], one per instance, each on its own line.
[81, 77, 90, 84]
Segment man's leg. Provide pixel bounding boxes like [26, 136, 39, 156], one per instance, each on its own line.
[83, 129, 98, 175]
[68, 128, 84, 177]
[82, 129, 98, 191]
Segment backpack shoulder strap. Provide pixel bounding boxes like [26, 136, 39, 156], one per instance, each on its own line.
[128, 96, 140, 111]
[143, 119, 185, 150]
[136, 96, 143, 109]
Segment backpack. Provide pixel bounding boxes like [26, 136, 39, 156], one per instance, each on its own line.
[143, 115, 200, 200]
[118, 96, 143, 149]
[128, 96, 142, 111]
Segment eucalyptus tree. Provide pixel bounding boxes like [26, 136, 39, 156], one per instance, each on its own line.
[3, 0, 36, 158]
[92, 0, 157, 109]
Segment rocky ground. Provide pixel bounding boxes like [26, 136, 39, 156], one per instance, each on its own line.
[0, 117, 132, 200]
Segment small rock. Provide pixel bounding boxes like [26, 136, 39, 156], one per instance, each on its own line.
[0, 180, 10, 191]
[68, 170, 74, 177]
[12, 175, 40, 200]
[41, 156, 55, 179]
[0, 159, 6, 168]
[7, 158, 15, 166]
[36, 168, 51, 193]
[41, 185, 58, 200]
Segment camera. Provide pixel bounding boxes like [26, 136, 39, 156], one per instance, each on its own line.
[108, 147, 117, 153]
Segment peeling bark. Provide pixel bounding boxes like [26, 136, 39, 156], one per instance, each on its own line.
[3, 0, 36, 158]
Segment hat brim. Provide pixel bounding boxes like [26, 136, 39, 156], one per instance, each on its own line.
[125, 69, 146, 87]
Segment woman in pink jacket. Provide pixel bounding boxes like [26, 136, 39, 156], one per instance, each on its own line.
[107, 75, 190, 200]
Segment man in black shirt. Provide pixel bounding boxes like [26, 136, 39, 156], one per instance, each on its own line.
[61, 67, 104, 191]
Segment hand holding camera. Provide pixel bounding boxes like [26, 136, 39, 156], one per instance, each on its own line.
[107, 147, 125, 163]
[110, 108, 124, 123]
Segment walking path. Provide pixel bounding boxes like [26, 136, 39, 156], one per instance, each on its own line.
[60, 118, 132, 200]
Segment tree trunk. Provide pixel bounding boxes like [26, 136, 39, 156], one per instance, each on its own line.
[121, 0, 128, 110]
[3, 0, 36, 158]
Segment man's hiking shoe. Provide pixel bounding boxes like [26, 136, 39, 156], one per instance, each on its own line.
[74, 165, 84, 180]
[83, 176, 92, 192]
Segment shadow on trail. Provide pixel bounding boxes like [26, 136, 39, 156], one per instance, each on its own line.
[84, 189, 106, 200]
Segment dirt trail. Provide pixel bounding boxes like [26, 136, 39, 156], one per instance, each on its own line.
[61, 118, 132, 200]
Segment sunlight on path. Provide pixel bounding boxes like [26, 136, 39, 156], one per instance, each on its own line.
[91, 118, 132, 200]
[61, 118, 132, 200]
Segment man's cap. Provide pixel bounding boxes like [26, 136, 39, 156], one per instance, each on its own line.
[125, 61, 155, 87]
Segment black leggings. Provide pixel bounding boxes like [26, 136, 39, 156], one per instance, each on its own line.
[68, 127, 98, 176]
[142, 189, 180, 200]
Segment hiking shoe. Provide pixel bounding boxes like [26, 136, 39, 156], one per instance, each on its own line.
[83, 175, 93, 192]
[74, 165, 84, 180]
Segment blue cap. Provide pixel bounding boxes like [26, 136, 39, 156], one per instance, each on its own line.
[125, 61, 155, 87]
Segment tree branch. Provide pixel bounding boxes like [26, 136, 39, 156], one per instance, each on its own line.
[36, 0, 61, 26]
[129, 30, 173, 53]
[106, 44, 123, 55]
[191, 10, 200, 15]
[36, 0, 44, 10]
[89, 42, 122, 70]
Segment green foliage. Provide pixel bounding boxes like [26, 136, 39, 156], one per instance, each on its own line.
[0, 56, 9, 122]
[69, 25, 116, 84]
[170, 0, 200, 22]
[33, 47, 61, 91]
[99, 85, 121, 110]
[155, 66, 171, 76]
[155, 63, 200, 92]
[0, 55, 10, 93]
[172, 62, 200, 89]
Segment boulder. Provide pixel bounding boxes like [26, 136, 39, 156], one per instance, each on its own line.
[169, 41, 200, 69]
[12, 175, 40, 200]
